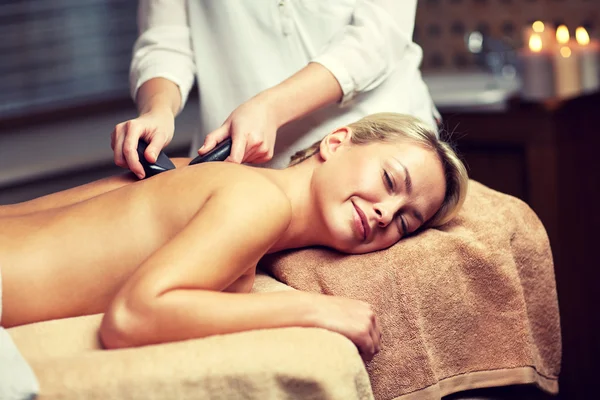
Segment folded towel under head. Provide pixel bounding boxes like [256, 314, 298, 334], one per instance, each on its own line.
[260, 180, 561, 400]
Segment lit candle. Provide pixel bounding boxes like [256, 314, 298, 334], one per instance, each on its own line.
[523, 21, 555, 50]
[519, 33, 555, 101]
[574, 27, 600, 94]
[553, 25, 581, 99]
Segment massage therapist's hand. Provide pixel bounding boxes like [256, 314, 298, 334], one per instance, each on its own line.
[307, 293, 382, 362]
[111, 107, 175, 179]
[198, 94, 279, 164]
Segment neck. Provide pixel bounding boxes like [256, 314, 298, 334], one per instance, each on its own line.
[255, 157, 327, 253]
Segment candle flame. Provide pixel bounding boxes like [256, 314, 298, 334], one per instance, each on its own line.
[532, 21, 545, 33]
[556, 25, 570, 44]
[529, 33, 543, 52]
[560, 46, 572, 58]
[576, 27, 590, 46]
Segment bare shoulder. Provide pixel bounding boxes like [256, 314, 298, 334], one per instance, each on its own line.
[170, 162, 292, 247]
[172, 158, 286, 203]
[161, 159, 290, 211]
[189, 163, 292, 236]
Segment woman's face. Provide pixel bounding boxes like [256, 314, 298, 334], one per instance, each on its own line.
[313, 129, 446, 254]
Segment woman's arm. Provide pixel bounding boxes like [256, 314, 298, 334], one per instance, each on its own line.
[99, 175, 294, 347]
[99, 174, 381, 359]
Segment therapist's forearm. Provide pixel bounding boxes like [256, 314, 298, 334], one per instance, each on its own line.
[261, 62, 343, 127]
[136, 77, 182, 117]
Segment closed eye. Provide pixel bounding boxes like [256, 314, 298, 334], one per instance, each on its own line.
[394, 214, 408, 237]
[400, 216, 408, 236]
[383, 171, 394, 191]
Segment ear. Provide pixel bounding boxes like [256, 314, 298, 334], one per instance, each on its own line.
[319, 127, 351, 161]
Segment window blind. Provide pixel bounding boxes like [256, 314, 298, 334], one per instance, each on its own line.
[0, 0, 138, 120]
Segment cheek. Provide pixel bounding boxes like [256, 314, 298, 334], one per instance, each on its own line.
[323, 160, 381, 201]
[353, 168, 385, 197]
[370, 228, 401, 251]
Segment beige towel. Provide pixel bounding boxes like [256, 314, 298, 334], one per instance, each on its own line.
[260, 180, 561, 400]
[9, 274, 374, 400]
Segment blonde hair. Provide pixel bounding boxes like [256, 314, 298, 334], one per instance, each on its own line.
[289, 112, 468, 228]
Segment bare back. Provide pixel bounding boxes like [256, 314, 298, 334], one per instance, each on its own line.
[0, 162, 280, 327]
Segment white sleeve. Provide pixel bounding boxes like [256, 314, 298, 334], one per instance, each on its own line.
[311, 0, 418, 107]
[130, 0, 196, 112]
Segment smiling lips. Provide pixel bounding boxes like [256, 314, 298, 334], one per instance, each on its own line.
[352, 202, 370, 242]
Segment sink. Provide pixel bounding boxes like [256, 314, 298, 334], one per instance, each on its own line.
[422, 71, 521, 112]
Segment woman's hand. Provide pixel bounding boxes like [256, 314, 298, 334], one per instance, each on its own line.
[111, 107, 175, 179]
[198, 94, 279, 164]
[306, 292, 382, 362]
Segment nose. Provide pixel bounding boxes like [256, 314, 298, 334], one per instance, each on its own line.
[374, 198, 404, 228]
[374, 207, 391, 227]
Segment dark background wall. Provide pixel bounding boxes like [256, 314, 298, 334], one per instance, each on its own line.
[0, 0, 137, 121]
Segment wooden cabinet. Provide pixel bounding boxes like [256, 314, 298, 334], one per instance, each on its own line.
[441, 93, 600, 400]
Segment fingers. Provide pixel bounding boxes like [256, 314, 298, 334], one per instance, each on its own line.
[111, 111, 174, 179]
[230, 134, 274, 164]
[122, 121, 145, 179]
[112, 120, 147, 179]
[371, 313, 382, 354]
[203, 123, 277, 164]
[199, 125, 229, 155]
[226, 132, 247, 164]
[145, 136, 167, 164]
[244, 143, 273, 164]
[359, 307, 381, 362]
[238, 141, 260, 164]
[311, 295, 381, 363]
[112, 123, 127, 169]
[360, 344, 376, 363]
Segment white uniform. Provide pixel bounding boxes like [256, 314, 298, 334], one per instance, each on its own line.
[130, 0, 439, 168]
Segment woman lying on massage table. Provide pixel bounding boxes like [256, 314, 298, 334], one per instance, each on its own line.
[0, 113, 467, 361]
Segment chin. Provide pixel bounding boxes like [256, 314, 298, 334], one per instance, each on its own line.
[344, 246, 367, 255]
[321, 203, 365, 253]
[324, 231, 353, 253]
[320, 225, 355, 254]
[330, 242, 355, 254]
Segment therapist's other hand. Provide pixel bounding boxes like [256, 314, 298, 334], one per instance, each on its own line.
[198, 95, 278, 164]
[111, 108, 175, 179]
